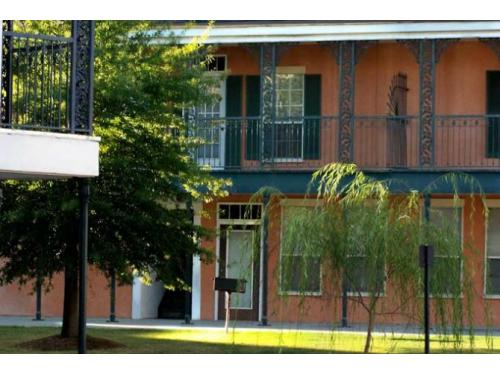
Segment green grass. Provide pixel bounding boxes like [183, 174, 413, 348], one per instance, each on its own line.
[1, 326, 500, 353]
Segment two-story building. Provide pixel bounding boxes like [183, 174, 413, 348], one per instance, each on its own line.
[171, 21, 500, 327]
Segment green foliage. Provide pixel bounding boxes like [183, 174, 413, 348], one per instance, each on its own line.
[256, 163, 488, 352]
[0, 21, 229, 290]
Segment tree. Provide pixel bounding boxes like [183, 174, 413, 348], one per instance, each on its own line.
[273, 163, 487, 353]
[0, 21, 228, 337]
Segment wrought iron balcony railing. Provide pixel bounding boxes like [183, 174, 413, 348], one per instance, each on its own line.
[353, 116, 420, 170]
[191, 115, 500, 172]
[191, 116, 338, 171]
[1, 28, 91, 134]
[434, 115, 500, 169]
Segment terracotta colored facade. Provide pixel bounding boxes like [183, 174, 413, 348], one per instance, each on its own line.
[199, 194, 500, 326]
[195, 37, 500, 326]
[0, 267, 132, 318]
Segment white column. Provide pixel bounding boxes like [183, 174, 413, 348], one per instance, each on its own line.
[131, 276, 142, 319]
[191, 201, 202, 320]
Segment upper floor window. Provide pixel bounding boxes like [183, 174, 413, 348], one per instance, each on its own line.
[276, 73, 304, 118]
[205, 55, 226, 72]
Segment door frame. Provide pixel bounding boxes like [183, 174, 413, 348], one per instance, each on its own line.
[225, 229, 255, 310]
[214, 202, 263, 321]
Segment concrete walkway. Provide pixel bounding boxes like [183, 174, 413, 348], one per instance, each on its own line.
[1, 316, 498, 336]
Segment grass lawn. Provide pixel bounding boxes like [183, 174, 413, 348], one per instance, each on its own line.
[1, 326, 500, 353]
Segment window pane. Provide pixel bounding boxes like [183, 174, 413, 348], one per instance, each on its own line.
[290, 91, 303, 106]
[430, 257, 462, 296]
[281, 255, 321, 293]
[488, 208, 500, 257]
[345, 256, 385, 295]
[486, 258, 500, 295]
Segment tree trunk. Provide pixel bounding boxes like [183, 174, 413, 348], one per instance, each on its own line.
[364, 309, 376, 353]
[61, 264, 79, 338]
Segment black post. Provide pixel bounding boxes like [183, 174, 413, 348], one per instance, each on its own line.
[34, 277, 42, 321]
[78, 179, 90, 354]
[260, 193, 270, 326]
[108, 269, 117, 322]
[422, 193, 431, 354]
[341, 276, 348, 327]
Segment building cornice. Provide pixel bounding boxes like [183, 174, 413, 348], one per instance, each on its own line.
[165, 21, 500, 44]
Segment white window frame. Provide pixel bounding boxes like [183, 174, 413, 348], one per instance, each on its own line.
[484, 200, 500, 299]
[273, 67, 305, 163]
[428, 198, 464, 299]
[195, 55, 228, 170]
[279, 199, 322, 296]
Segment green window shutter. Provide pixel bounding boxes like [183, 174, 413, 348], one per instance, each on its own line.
[246, 75, 261, 160]
[304, 74, 321, 160]
[487, 71, 500, 158]
[225, 76, 242, 167]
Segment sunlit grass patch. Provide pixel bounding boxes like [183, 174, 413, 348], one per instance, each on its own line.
[1, 326, 499, 354]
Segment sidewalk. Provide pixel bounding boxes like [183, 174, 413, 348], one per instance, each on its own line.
[1, 316, 497, 336]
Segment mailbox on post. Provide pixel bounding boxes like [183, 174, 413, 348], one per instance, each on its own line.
[214, 277, 247, 332]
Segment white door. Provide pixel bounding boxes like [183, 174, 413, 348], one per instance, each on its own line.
[226, 230, 254, 309]
[196, 79, 226, 169]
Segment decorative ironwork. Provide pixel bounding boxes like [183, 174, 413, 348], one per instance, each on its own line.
[480, 38, 500, 60]
[338, 41, 355, 162]
[435, 39, 460, 63]
[398, 40, 420, 63]
[71, 21, 95, 134]
[354, 41, 377, 65]
[1, 21, 13, 124]
[419, 40, 435, 167]
[260, 43, 276, 162]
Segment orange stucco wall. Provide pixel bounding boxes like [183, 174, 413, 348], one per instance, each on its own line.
[200, 194, 500, 327]
[0, 266, 132, 318]
[218, 41, 500, 170]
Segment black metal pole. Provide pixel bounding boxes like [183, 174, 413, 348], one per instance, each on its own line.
[108, 269, 117, 322]
[183, 203, 194, 324]
[34, 277, 42, 321]
[341, 276, 348, 328]
[260, 193, 270, 326]
[78, 178, 89, 354]
[423, 193, 431, 354]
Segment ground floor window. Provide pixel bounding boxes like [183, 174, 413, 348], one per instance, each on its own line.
[486, 207, 500, 296]
[345, 254, 385, 296]
[428, 204, 463, 296]
[280, 204, 321, 295]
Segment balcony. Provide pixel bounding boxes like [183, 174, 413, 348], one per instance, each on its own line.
[191, 115, 500, 172]
[0, 23, 99, 179]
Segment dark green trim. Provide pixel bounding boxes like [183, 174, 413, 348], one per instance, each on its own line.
[213, 170, 500, 194]
[246, 75, 260, 160]
[225, 76, 243, 167]
[304, 74, 321, 160]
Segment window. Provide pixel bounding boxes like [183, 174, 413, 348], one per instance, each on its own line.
[428, 205, 463, 296]
[486, 207, 500, 296]
[205, 55, 226, 72]
[280, 205, 321, 294]
[345, 253, 385, 296]
[486, 71, 500, 158]
[274, 73, 305, 161]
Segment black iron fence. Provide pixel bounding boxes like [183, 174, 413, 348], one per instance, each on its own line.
[191, 116, 338, 170]
[353, 116, 420, 170]
[1, 30, 88, 134]
[434, 115, 500, 169]
[191, 115, 500, 171]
